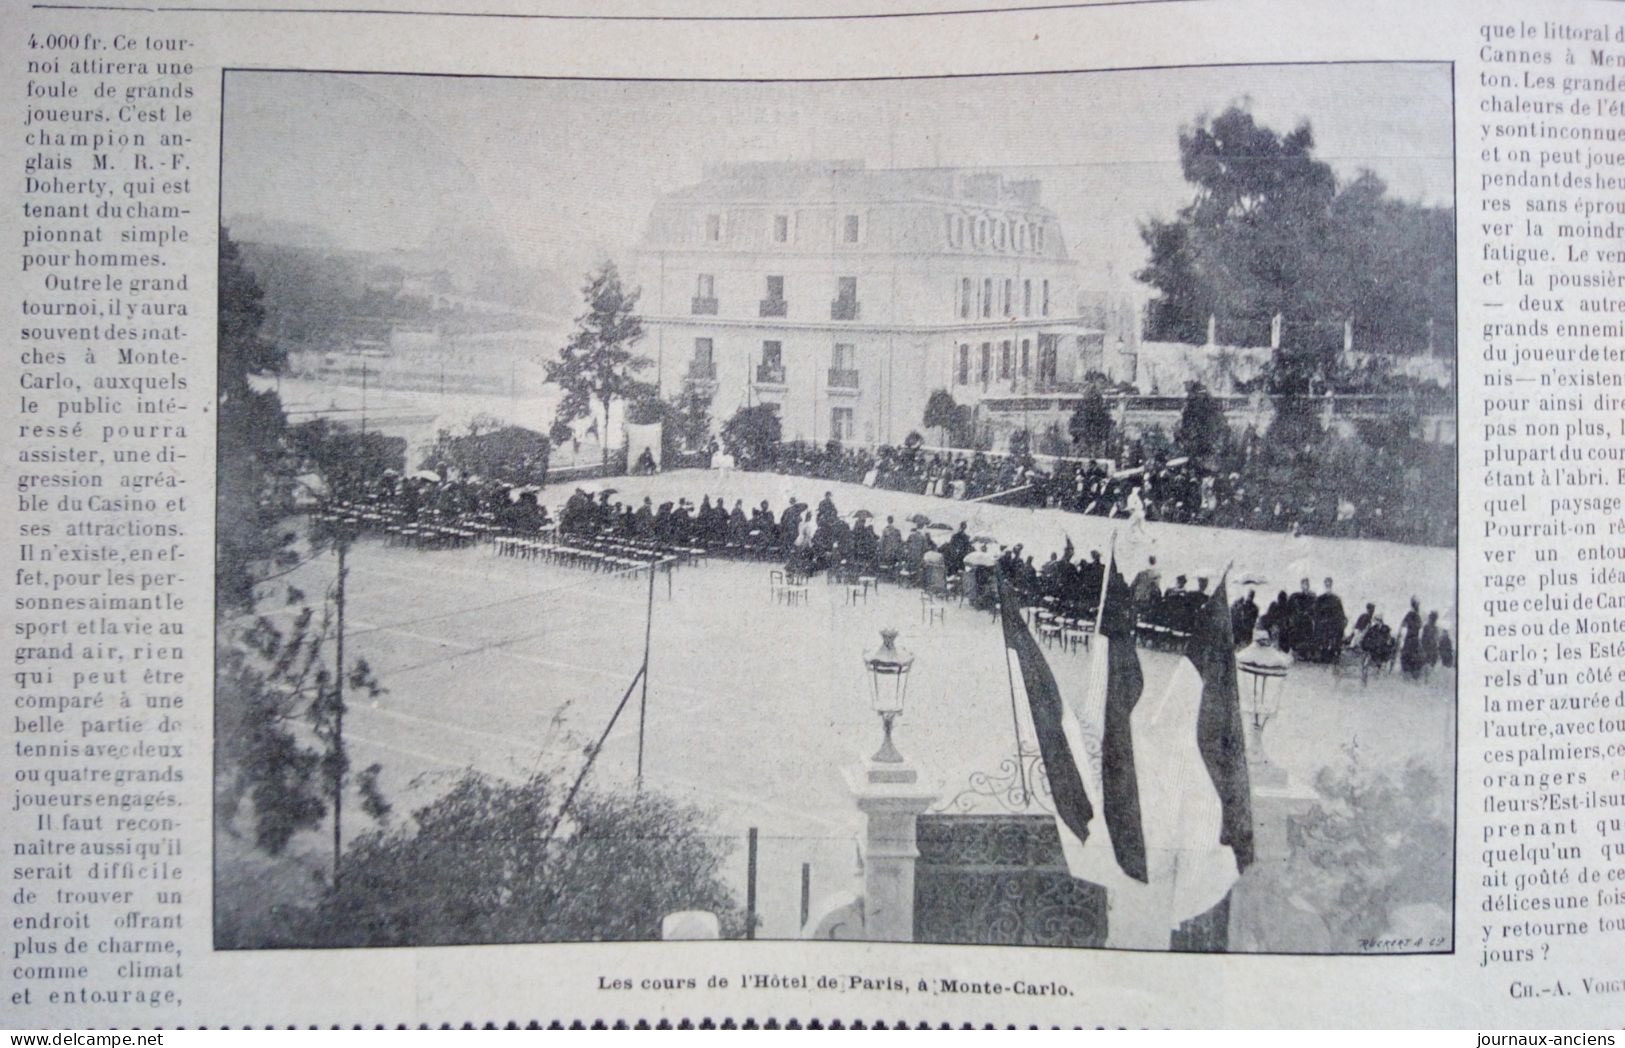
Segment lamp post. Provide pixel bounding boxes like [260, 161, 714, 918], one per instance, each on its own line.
[1236, 630, 1291, 789]
[845, 627, 934, 943]
[862, 628, 914, 764]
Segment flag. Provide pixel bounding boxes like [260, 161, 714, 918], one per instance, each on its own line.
[1051, 551, 1151, 897]
[1132, 573, 1255, 927]
[995, 568, 1147, 885]
[1191, 577, 1255, 874]
[994, 572, 1093, 849]
[1087, 556, 1149, 882]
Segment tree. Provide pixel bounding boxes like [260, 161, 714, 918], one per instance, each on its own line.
[217, 231, 296, 616]
[1280, 745, 1451, 947]
[288, 420, 406, 501]
[1068, 386, 1114, 456]
[626, 391, 711, 465]
[719, 403, 782, 466]
[270, 772, 745, 947]
[1007, 428, 1031, 461]
[1137, 105, 1454, 365]
[215, 231, 391, 867]
[922, 389, 957, 446]
[422, 424, 551, 486]
[545, 262, 654, 466]
[1175, 381, 1228, 460]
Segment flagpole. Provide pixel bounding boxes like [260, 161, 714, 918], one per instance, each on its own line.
[1095, 531, 1118, 638]
[995, 573, 1031, 808]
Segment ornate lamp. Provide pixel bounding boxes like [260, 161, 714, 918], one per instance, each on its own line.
[1236, 631, 1291, 787]
[862, 628, 914, 763]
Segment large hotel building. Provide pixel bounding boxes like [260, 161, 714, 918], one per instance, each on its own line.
[635, 161, 1105, 447]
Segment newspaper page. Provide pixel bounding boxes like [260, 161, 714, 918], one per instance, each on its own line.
[0, 0, 1622, 1028]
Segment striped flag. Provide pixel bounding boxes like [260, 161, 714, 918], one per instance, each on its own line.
[995, 573, 1095, 851]
[1070, 555, 1149, 884]
[1129, 572, 1255, 930]
[998, 566, 1254, 945]
[995, 567, 1146, 885]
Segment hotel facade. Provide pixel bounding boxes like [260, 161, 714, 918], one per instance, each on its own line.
[635, 161, 1106, 448]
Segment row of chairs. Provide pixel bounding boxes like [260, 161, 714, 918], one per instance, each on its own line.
[493, 534, 650, 575]
[385, 522, 480, 550]
[767, 569, 811, 606]
[1033, 609, 1096, 653]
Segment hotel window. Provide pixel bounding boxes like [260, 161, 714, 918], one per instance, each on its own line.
[1024, 279, 1032, 316]
[960, 277, 972, 319]
[843, 214, 861, 243]
[1021, 339, 1031, 378]
[957, 344, 970, 385]
[830, 343, 858, 389]
[690, 337, 715, 380]
[759, 340, 784, 384]
[994, 221, 1005, 250]
[1003, 279, 1013, 317]
[981, 278, 992, 319]
[1042, 280, 1051, 317]
[831, 406, 855, 441]
[774, 214, 790, 242]
[705, 214, 722, 242]
[999, 340, 1012, 380]
[1018, 224, 1027, 253]
[955, 215, 965, 247]
[766, 275, 784, 300]
[979, 342, 992, 384]
[1035, 225, 1045, 253]
[692, 273, 717, 314]
[975, 218, 986, 246]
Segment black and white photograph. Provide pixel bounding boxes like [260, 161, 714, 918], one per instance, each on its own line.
[212, 63, 1457, 954]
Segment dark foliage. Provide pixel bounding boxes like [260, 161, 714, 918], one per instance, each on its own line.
[278, 772, 745, 947]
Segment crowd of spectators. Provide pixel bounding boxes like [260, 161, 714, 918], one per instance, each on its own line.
[745, 417, 1454, 548]
[349, 472, 1451, 680]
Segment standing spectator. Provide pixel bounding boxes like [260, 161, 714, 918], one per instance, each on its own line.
[1399, 597, 1426, 679]
[1231, 589, 1259, 647]
[1312, 577, 1348, 663]
[1421, 610, 1441, 678]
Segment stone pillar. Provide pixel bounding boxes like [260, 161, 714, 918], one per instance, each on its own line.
[844, 760, 939, 943]
[1269, 313, 1282, 349]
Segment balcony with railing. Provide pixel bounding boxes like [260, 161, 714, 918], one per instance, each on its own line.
[754, 363, 787, 386]
[830, 297, 861, 321]
[686, 359, 718, 384]
[759, 298, 788, 318]
[691, 296, 718, 315]
[827, 368, 860, 390]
